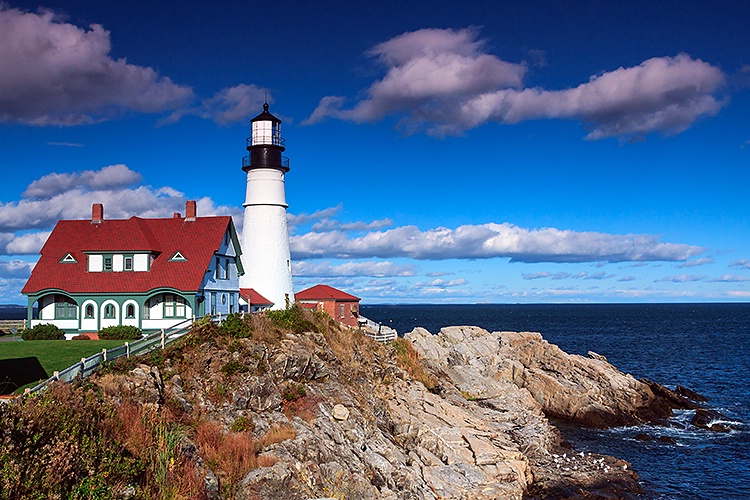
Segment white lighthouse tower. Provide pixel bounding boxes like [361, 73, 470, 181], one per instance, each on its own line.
[239, 103, 294, 309]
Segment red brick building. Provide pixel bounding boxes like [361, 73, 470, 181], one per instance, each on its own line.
[294, 285, 360, 327]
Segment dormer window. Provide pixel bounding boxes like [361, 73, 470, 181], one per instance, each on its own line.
[60, 253, 77, 264]
[169, 251, 186, 262]
[124, 255, 133, 271]
[103, 256, 113, 272]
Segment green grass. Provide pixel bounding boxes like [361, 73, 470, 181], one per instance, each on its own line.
[0, 340, 128, 393]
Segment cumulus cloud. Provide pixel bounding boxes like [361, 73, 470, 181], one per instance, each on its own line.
[0, 6, 193, 125]
[293, 260, 417, 277]
[0, 259, 34, 279]
[291, 223, 703, 263]
[287, 205, 343, 230]
[23, 164, 141, 199]
[0, 165, 238, 254]
[730, 259, 750, 269]
[307, 28, 726, 139]
[163, 84, 268, 125]
[618, 275, 637, 282]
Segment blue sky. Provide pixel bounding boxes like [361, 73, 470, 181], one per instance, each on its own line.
[1, 0, 749, 304]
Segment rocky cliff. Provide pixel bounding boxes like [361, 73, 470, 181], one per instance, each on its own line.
[4, 313, 696, 499]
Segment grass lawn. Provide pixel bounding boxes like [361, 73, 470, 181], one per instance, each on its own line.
[0, 340, 128, 394]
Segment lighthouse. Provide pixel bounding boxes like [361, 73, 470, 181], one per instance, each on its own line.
[239, 103, 294, 309]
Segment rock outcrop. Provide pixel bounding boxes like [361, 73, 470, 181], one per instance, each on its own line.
[94, 325, 656, 499]
[406, 326, 676, 428]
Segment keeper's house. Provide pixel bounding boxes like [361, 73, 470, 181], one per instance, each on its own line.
[295, 284, 361, 328]
[21, 201, 243, 338]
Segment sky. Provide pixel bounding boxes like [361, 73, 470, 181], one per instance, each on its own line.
[1, 0, 749, 304]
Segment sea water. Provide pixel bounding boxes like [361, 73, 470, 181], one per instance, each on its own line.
[361, 303, 750, 499]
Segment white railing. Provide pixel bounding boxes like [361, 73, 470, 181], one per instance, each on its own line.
[358, 315, 397, 343]
[23, 314, 223, 397]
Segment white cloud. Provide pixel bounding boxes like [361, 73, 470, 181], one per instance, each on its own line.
[707, 274, 750, 283]
[0, 7, 193, 125]
[677, 257, 715, 268]
[618, 275, 637, 282]
[655, 274, 706, 283]
[311, 218, 393, 232]
[0, 165, 238, 255]
[730, 259, 750, 269]
[291, 222, 703, 263]
[0, 259, 34, 279]
[416, 278, 467, 287]
[522, 272, 552, 280]
[287, 205, 343, 230]
[23, 164, 142, 199]
[163, 84, 267, 125]
[307, 28, 726, 139]
[293, 260, 417, 277]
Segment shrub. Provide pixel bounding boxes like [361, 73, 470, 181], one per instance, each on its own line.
[21, 323, 65, 340]
[229, 416, 254, 433]
[220, 313, 253, 338]
[98, 325, 142, 340]
[281, 382, 307, 402]
[221, 359, 248, 376]
[267, 304, 318, 334]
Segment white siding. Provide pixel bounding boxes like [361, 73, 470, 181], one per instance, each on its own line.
[113, 254, 124, 272]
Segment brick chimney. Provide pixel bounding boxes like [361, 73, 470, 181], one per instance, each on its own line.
[185, 200, 196, 221]
[92, 203, 104, 224]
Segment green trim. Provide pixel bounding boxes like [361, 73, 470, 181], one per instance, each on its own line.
[227, 219, 245, 276]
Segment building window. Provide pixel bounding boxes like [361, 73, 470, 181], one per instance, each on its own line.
[125, 304, 136, 319]
[85, 304, 94, 318]
[164, 294, 186, 318]
[229, 293, 235, 314]
[225, 258, 230, 279]
[143, 300, 150, 320]
[55, 297, 77, 319]
[104, 256, 113, 272]
[215, 257, 222, 279]
[104, 304, 116, 319]
[339, 304, 345, 318]
[124, 256, 133, 271]
[210, 293, 216, 315]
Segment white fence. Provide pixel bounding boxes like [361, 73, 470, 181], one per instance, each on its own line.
[358, 315, 397, 343]
[23, 315, 221, 397]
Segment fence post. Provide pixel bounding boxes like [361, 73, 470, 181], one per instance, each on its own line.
[102, 348, 107, 362]
[125, 342, 130, 358]
[80, 357, 86, 375]
[161, 329, 165, 349]
[53, 371, 59, 381]
[24, 388, 30, 395]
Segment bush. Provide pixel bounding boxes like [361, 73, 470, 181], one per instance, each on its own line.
[98, 325, 142, 340]
[21, 323, 65, 340]
[267, 304, 318, 334]
[220, 313, 253, 338]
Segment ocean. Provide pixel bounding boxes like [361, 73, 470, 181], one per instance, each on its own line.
[361, 303, 750, 500]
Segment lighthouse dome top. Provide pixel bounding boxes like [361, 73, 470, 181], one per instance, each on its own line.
[251, 102, 281, 124]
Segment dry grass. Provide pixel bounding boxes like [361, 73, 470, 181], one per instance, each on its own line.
[193, 421, 295, 498]
[392, 338, 439, 392]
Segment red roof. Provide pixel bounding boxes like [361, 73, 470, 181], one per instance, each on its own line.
[295, 284, 360, 302]
[22, 215, 233, 295]
[239, 288, 273, 306]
